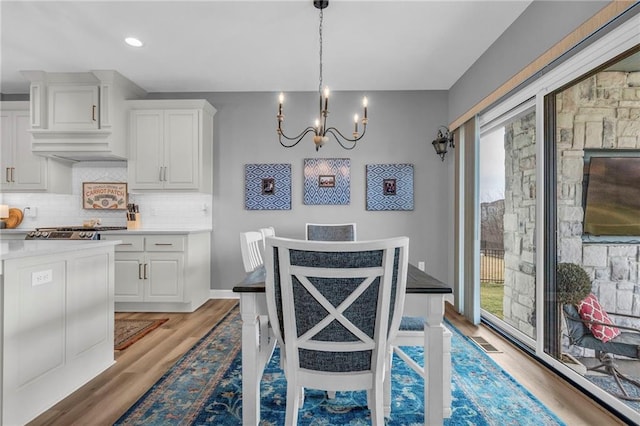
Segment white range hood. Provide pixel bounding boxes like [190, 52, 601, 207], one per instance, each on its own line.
[22, 70, 146, 161]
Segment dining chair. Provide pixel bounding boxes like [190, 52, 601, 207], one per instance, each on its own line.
[259, 226, 276, 250]
[239, 231, 264, 273]
[264, 236, 409, 425]
[305, 222, 357, 241]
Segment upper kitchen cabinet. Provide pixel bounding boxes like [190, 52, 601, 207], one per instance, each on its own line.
[0, 102, 71, 193]
[21, 70, 146, 161]
[127, 100, 216, 192]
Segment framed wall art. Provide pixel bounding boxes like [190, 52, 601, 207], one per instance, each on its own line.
[245, 163, 292, 210]
[366, 164, 414, 211]
[83, 182, 128, 210]
[303, 158, 350, 205]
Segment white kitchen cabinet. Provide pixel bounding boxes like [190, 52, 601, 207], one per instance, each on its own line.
[0, 102, 72, 193]
[102, 231, 210, 312]
[47, 84, 99, 130]
[127, 99, 215, 192]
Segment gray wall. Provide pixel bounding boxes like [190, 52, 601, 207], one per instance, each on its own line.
[149, 90, 451, 291]
[448, 0, 609, 123]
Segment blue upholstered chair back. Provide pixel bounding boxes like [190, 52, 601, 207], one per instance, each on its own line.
[265, 236, 408, 376]
[305, 222, 356, 241]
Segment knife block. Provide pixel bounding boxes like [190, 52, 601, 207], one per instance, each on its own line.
[127, 213, 141, 230]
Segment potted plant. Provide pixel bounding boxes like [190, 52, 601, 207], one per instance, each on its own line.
[556, 262, 593, 373]
[556, 262, 592, 305]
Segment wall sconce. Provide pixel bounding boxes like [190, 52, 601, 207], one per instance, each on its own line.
[432, 126, 454, 161]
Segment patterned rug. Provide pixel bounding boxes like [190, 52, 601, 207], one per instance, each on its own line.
[115, 318, 169, 351]
[115, 307, 565, 425]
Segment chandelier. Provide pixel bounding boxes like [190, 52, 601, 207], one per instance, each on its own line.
[277, 0, 368, 151]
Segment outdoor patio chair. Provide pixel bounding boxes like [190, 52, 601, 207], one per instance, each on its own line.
[563, 303, 640, 400]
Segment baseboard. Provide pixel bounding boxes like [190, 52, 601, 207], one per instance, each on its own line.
[210, 289, 239, 299]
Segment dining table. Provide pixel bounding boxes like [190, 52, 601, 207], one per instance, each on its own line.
[233, 262, 453, 426]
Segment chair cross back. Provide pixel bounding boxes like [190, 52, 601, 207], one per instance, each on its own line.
[290, 265, 384, 353]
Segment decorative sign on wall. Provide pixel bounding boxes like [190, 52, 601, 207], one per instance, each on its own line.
[366, 164, 414, 211]
[83, 182, 128, 210]
[245, 163, 292, 210]
[304, 158, 351, 205]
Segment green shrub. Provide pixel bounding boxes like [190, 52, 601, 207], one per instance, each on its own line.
[556, 263, 592, 304]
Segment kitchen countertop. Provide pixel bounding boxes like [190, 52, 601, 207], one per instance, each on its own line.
[0, 229, 30, 235]
[0, 239, 121, 261]
[100, 228, 212, 235]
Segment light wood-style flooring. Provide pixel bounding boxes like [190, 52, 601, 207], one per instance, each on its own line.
[28, 299, 623, 425]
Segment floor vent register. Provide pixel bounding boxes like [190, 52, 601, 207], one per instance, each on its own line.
[470, 336, 502, 353]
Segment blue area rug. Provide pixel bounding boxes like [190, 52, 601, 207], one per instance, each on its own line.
[115, 306, 565, 425]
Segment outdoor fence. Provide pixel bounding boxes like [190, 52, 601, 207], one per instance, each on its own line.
[480, 248, 504, 284]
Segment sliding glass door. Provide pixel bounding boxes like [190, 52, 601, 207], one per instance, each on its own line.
[479, 103, 537, 342]
[547, 47, 640, 419]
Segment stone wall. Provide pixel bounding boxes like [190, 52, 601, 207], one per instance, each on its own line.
[556, 70, 640, 355]
[503, 110, 537, 338]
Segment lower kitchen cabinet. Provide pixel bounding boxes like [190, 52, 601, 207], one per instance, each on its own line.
[102, 231, 210, 312]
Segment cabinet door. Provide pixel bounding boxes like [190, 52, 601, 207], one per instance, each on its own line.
[12, 112, 47, 190]
[48, 85, 99, 130]
[145, 252, 184, 302]
[0, 110, 47, 191]
[128, 110, 164, 190]
[113, 253, 144, 302]
[163, 110, 199, 189]
[0, 112, 14, 188]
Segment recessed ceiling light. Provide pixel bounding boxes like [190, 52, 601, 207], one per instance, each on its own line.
[125, 37, 143, 48]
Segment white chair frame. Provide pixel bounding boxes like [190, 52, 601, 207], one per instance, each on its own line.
[239, 231, 264, 273]
[259, 226, 276, 250]
[264, 236, 409, 425]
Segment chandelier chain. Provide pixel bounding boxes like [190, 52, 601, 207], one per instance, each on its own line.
[318, 8, 323, 95]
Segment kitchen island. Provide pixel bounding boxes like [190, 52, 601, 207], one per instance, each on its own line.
[0, 239, 119, 425]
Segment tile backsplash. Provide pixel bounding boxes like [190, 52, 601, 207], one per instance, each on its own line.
[1, 161, 212, 230]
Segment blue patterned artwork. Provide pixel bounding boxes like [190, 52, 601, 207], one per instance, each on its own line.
[304, 158, 350, 205]
[245, 163, 291, 210]
[366, 164, 414, 211]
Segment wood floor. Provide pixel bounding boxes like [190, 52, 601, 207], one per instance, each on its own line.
[27, 299, 622, 425]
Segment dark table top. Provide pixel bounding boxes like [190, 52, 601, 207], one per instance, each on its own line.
[233, 263, 452, 295]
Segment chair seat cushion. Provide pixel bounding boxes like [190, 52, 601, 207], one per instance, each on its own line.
[400, 316, 424, 331]
[578, 293, 621, 343]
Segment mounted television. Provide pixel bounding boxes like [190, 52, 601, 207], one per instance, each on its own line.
[583, 156, 640, 236]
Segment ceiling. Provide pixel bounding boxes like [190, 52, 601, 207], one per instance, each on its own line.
[1, 0, 534, 95]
